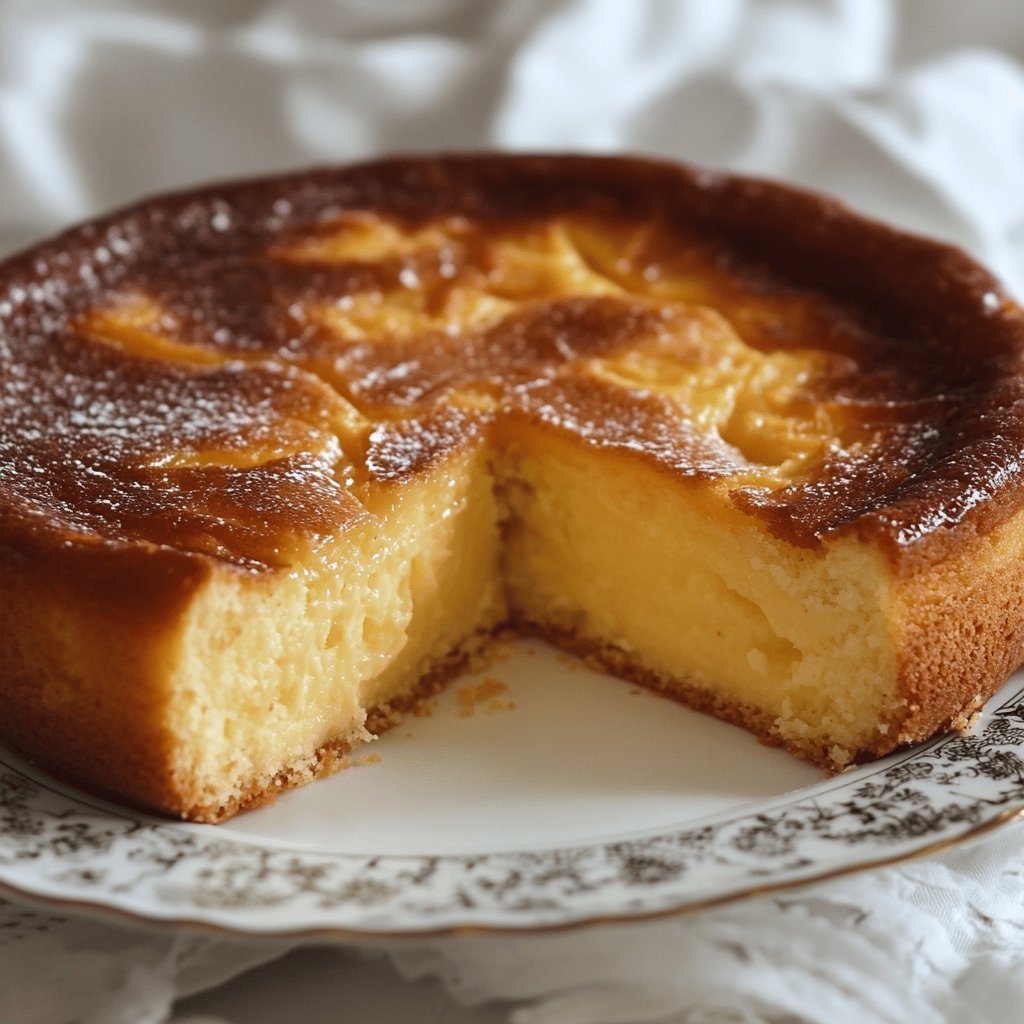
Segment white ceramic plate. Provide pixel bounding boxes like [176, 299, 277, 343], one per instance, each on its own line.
[2, 639, 1023, 938]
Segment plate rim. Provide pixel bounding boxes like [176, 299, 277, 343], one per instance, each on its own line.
[3, 675, 1024, 940]
[1, 807, 1021, 942]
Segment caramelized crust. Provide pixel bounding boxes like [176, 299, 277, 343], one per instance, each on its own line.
[1, 154, 1022, 578]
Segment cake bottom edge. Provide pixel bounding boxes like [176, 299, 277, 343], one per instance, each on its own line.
[182, 626, 506, 824]
[20, 615, 997, 824]
[511, 616, 994, 775]
[185, 618, 864, 825]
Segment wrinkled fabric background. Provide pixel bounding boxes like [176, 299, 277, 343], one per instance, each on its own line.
[2, 1, 1024, 1021]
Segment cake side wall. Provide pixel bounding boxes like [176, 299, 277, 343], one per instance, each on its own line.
[0, 542, 210, 816]
[890, 512, 1024, 752]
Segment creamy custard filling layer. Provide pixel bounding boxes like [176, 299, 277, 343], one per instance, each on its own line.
[497, 428, 901, 765]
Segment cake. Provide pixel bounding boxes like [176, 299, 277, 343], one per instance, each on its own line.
[1, 154, 1023, 823]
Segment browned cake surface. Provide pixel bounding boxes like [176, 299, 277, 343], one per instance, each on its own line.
[2, 153, 1024, 820]
[2, 154, 1022, 571]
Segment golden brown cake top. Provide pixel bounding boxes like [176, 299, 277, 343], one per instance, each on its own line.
[1, 154, 1021, 573]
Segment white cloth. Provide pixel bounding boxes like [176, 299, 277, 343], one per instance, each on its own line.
[2, 1, 1024, 1021]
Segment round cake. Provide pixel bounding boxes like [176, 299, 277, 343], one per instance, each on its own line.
[1, 154, 1022, 821]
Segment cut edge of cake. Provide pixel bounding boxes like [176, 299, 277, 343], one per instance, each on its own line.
[7, 420, 1018, 823]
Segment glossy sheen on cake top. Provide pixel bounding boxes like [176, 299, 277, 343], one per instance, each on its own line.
[0, 154, 1021, 570]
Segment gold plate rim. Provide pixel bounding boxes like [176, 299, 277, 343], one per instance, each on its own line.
[3, 805, 1021, 944]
